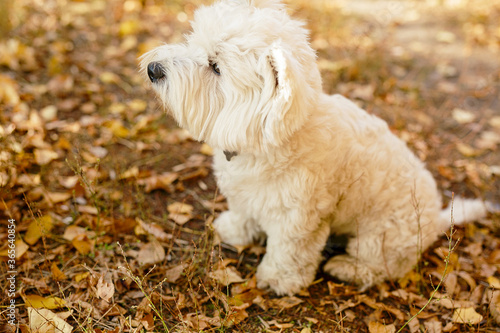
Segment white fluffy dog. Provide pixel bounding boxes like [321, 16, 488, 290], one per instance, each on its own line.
[140, 0, 488, 295]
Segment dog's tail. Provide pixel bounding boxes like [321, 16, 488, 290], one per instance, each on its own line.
[439, 197, 498, 229]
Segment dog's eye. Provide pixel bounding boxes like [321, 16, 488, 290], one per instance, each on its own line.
[211, 63, 221, 75]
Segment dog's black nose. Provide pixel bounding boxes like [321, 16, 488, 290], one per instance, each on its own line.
[147, 62, 165, 82]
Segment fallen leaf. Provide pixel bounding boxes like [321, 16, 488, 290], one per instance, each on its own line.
[46, 192, 71, 204]
[28, 308, 72, 333]
[490, 290, 500, 325]
[137, 240, 165, 265]
[136, 219, 173, 241]
[51, 263, 67, 281]
[96, 273, 115, 302]
[200, 143, 214, 156]
[23, 295, 66, 309]
[271, 296, 303, 309]
[62, 225, 86, 241]
[165, 264, 186, 283]
[24, 215, 54, 245]
[167, 202, 193, 214]
[0, 239, 29, 259]
[72, 234, 93, 255]
[167, 202, 194, 225]
[34, 149, 59, 165]
[119, 166, 139, 179]
[209, 266, 245, 286]
[368, 322, 396, 333]
[451, 307, 483, 324]
[487, 276, 500, 289]
[452, 108, 475, 124]
[138, 172, 178, 193]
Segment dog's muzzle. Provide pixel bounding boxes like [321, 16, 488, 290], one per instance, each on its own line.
[147, 62, 165, 83]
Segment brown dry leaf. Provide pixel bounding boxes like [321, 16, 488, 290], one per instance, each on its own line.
[119, 166, 139, 179]
[423, 319, 442, 333]
[490, 290, 500, 325]
[137, 240, 165, 265]
[136, 219, 173, 241]
[209, 266, 245, 286]
[271, 296, 303, 309]
[96, 273, 115, 302]
[51, 263, 67, 281]
[34, 149, 59, 165]
[28, 308, 72, 333]
[224, 307, 249, 327]
[451, 307, 483, 324]
[59, 175, 79, 189]
[452, 108, 475, 124]
[184, 312, 221, 330]
[368, 322, 396, 333]
[456, 142, 481, 157]
[167, 202, 194, 225]
[138, 172, 178, 193]
[23, 295, 66, 309]
[63, 225, 86, 241]
[24, 215, 54, 245]
[45, 192, 71, 204]
[165, 264, 186, 283]
[267, 320, 294, 329]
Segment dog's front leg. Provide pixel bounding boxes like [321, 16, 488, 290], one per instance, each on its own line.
[256, 217, 330, 296]
[213, 211, 264, 247]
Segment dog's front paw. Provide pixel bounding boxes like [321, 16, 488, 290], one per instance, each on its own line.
[213, 211, 255, 247]
[256, 257, 312, 296]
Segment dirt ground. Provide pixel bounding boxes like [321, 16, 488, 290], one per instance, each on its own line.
[1, 0, 499, 332]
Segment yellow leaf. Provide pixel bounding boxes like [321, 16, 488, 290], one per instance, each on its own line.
[488, 276, 500, 289]
[24, 215, 54, 245]
[0, 239, 29, 259]
[72, 234, 93, 255]
[99, 71, 121, 84]
[129, 99, 147, 113]
[456, 143, 481, 157]
[452, 307, 483, 325]
[119, 19, 141, 36]
[51, 263, 67, 281]
[104, 119, 129, 138]
[200, 143, 214, 156]
[119, 166, 139, 179]
[23, 294, 66, 309]
[74, 272, 90, 283]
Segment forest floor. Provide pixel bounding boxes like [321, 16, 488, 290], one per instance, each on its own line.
[1, 0, 500, 332]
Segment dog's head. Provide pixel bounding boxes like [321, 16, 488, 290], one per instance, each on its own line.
[140, 0, 322, 154]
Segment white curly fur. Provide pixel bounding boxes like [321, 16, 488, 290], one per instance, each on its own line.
[140, 0, 488, 295]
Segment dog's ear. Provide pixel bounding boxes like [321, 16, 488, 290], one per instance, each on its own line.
[258, 42, 297, 146]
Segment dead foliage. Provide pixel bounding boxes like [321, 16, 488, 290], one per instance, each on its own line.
[0, 0, 499, 332]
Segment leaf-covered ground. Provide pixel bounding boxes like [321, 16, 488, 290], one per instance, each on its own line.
[1, 0, 500, 332]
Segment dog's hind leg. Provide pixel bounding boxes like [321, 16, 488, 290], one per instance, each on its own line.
[323, 231, 419, 290]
